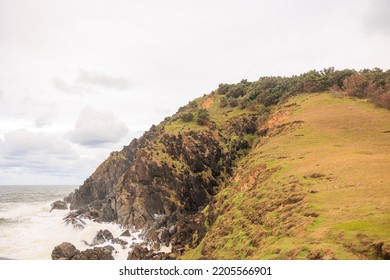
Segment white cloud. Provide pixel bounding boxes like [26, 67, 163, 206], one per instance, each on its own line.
[67, 107, 129, 147]
[52, 70, 131, 94]
[0, 129, 79, 177]
[0, 88, 3, 100]
[77, 70, 130, 90]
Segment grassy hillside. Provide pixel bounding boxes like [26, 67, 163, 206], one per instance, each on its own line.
[181, 93, 390, 259]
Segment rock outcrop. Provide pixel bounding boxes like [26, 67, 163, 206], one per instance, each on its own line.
[50, 200, 68, 212]
[58, 88, 262, 259]
[52, 242, 80, 260]
[51, 242, 114, 260]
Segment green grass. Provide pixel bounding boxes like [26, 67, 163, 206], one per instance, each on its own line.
[182, 93, 390, 259]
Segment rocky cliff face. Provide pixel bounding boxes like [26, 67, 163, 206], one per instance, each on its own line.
[64, 98, 259, 254]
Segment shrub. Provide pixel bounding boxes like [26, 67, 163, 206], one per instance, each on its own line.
[196, 109, 210, 125]
[367, 83, 390, 109]
[226, 84, 246, 99]
[228, 98, 239, 107]
[219, 96, 228, 108]
[343, 73, 368, 98]
[181, 112, 194, 122]
[217, 83, 230, 95]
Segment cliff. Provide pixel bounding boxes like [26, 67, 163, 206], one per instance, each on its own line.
[63, 69, 390, 259]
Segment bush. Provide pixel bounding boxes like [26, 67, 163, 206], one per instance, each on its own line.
[226, 84, 246, 98]
[228, 98, 239, 107]
[180, 112, 194, 122]
[367, 83, 390, 109]
[219, 96, 228, 108]
[196, 109, 210, 125]
[343, 73, 368, 98]
[217, 83, 230, 95]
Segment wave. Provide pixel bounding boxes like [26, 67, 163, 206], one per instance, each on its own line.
[0, 198, 143, 260]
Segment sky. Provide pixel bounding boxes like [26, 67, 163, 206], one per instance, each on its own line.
[0, 0, 389, 185]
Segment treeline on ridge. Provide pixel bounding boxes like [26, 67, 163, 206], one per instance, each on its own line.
[216, 67, 390, 110]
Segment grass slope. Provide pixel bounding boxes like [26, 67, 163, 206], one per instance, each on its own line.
[182, 93, 390, 259]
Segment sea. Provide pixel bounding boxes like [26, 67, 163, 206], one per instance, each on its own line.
[0, 185, 143, 260]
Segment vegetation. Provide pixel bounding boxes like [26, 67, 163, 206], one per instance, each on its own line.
[196, 109, 210, 125]
[181, 93, 390, 260]
[216, 67, 390, 109]
[158, 67, 389, 259]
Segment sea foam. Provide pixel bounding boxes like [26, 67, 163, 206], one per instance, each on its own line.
[0, 186, 142, 260]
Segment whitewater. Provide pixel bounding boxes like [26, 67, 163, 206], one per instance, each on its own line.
[0, 185, 143, 260]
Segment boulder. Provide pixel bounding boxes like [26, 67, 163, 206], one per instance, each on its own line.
[50, 200, 68, 212]
[127, 244, 149, 260]
[71, 246, 115, 260]
[92, 229, 114, 245]
[51, 242, 80, 260]
[112, 238, 128, 246]
[120, 230, 131, 237]
[127, 244, 174, 260]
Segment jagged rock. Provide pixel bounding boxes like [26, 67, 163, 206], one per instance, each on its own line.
[158, 228, 170, 243]
[63, 212, 86, 230]
[63, 192, 74, 204]
[66, 139, 139, 209]
[50, 200, 68, 212]
[120, 230, 131, 237]
[151, 242, 161, 251]
[61, 99, 250, 257]
[112, 238, 128, 246]
[51, 242, 80, 260]
[127, 244, 149, 260]
[92, 229, 114, 245]
[71, 246, 115, 260]
[127, 244, 174, 260]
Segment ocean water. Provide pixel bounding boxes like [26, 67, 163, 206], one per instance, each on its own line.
[0, 185, 143, 260]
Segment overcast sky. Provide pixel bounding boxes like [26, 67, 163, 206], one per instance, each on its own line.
[0, 0, 389, 185]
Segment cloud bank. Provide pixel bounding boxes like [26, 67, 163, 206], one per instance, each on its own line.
[67, 107, 129, 146]
[52, 70, 131, 94]
[0, 129, 78, 176]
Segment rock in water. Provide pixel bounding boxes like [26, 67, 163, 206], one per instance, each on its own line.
[112, 238, 128, 246]
[92, 229, 114, 245]
[63, 211, 86, 230]
[52, 242, 80, 260]
[50, 200, 68, 212]
[120, 230, 131, 237]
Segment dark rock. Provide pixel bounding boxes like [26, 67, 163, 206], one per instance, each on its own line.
[127, 244, 174, 260]
[61, 101, 256, 258]
[112, 238, 128, 246]
[158, 228, 170, 243]
[92, 229, 114, 245]
[63, 192, 74, 204]
[63, 212, 86, 230]
[50, 200, 68, 212]
[71, 246, 115, 260]
[51, 242, 80, 260]
[120, 230, 131, 237]
[127, 244, 149, 260]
